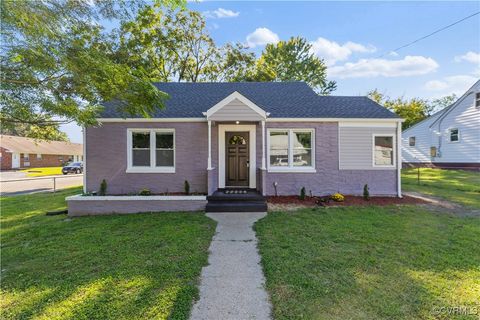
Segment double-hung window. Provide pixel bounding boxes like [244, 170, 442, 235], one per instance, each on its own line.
[373, 135, 395, 167]
[127, 129, 175, 173]
[449, 128, 459, 142]
[268, 129, 315, 172]
[475, 92, 480, 108]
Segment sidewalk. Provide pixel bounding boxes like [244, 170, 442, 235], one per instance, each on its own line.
[190, 212, 272, 320]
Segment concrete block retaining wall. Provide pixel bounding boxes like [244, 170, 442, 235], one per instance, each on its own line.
[66, 195, 207, 216]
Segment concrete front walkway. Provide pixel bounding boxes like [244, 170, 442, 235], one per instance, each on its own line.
[190, 212, 272, 320]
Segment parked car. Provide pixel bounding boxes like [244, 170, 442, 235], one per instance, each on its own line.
[62, 162, 83, 175]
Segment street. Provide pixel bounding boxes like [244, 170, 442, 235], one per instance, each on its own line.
[0, 172, 83, 196]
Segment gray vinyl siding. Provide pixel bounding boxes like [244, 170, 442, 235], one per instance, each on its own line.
[209, 98, 264, 121]
[339, 126, 397, 170]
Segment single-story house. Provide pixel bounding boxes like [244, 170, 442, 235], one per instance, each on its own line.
[402, 80, 480, 169]
[0, 135, 83, 170]
[68, 82, 403, 215]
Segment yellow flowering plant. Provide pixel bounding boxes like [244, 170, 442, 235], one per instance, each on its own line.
[330, 193, 345, 202]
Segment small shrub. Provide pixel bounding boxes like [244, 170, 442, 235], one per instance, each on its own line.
[184, 180, 190, 195]
[99, 179, 107, 196]
[299, 187, 306, 200]
[139, 188, 151, 196]
[330, 192, 345, 202]
[363, 184, 370, 201]
[316, 196, 331, 206]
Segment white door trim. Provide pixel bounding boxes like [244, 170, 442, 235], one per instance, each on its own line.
[218, 124, 256, 189]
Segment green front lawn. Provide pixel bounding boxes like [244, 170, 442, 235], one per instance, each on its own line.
[0, 188, 215, 319]
[256, 207, 480, 320]
[402, 168, 480, 209]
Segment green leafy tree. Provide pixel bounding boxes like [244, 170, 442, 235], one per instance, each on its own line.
[0, 0, 182, 128]
[206, 43, 257, 82]
[252, 37, 336, 94]
[118, 8, 220, 82]
[368, 90, 458, 129]
[430, 94, 457, 114]
[368, 90, 429, 129]
[1, 121, 69, 141]
[117, 12, 336, 91]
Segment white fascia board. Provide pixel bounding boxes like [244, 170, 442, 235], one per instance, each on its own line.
[267, 118, 404, 123]
[97, 118, 206, 122]
[97, 117, 403, 124]
[429, 79, 480, 128]
[206, 91, 267, 119]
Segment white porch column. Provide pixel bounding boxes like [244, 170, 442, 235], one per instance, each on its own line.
[261, 120, 266, 170]
[397, 121, 402, 198]
[208, 120, 212, 170]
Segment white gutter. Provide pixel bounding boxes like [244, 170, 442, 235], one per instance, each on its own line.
[97, 118, 206, 122]
[97, 117, 403, 123]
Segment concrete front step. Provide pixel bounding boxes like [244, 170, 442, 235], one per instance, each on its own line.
[206, 201, 268, 213]
[207, 189, 266, 201]
[206, 189, 268, 212]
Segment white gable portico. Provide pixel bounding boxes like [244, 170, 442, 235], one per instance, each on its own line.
[204, 91, 268, 191]
[204, 91, 268, 121]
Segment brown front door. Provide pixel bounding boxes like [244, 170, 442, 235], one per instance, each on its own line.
[226, 132, 249, 187]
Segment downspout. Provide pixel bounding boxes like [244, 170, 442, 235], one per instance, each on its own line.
[397, 121, 402, 198]
[82, 126, 86, 194]
[436, 119, 442, 159]
[430, 91, 474, 158]
[207, 120, 212, 170]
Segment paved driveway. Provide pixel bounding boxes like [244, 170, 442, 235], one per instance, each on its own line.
[0, 174, 83, 196]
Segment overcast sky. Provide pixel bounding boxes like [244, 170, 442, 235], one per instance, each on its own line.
[61, 1, 480, 143]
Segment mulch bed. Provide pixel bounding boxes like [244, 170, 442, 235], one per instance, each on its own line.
[267, 195, 429, 207]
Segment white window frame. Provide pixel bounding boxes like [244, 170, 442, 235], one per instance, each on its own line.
[23, 153, 30, 161]
[372, 134, 396, 168]
[126, 128, 175, 173]
[267, 128, 316, 173]
[37, 153, 42, 160]
[475, 92, 480, 108]
[449, 128, 460, 143]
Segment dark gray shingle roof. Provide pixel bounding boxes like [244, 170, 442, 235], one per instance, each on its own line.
[100, 82, 399, 119]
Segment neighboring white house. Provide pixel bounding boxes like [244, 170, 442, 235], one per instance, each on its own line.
[402, 80, 480, 169]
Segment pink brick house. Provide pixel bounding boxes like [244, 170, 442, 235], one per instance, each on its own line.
[68, 82, 403, 215]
